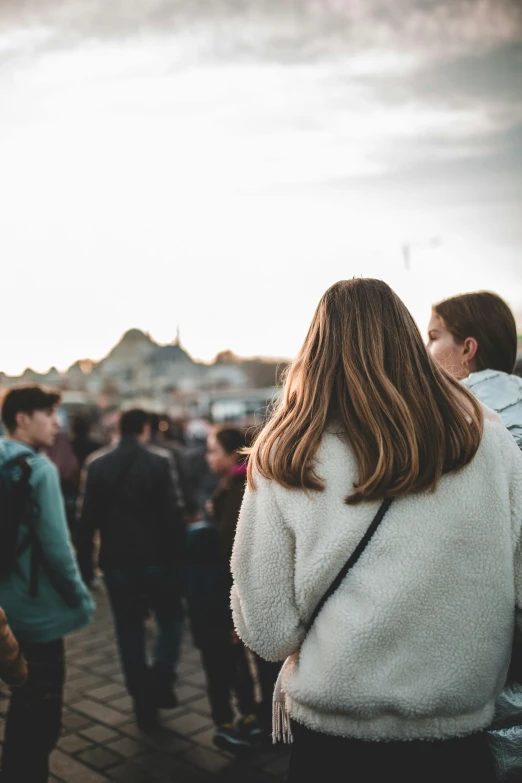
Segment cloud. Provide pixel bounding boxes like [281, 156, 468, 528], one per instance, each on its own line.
[1, 0, 520, 244]
[0, 0, 521, 65]
[2, 1, 519, 153]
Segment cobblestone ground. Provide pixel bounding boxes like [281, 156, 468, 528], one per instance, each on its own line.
[0, 585, 290, 783]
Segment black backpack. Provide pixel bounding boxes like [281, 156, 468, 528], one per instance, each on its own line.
[0, 453, 77, 606]
[0, 454, 34, 581]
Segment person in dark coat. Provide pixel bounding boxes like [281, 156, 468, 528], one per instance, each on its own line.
[45, 430, 79, 533]
[182, 426, 256, 753]
[183, 418, 220, 515]
[76, 409, 185, 729]
[70, 414, 102, 471]
[209, 427, 282, 743]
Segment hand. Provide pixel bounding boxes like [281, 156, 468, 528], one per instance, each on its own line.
[2, 651, 28, 690]
[205, 500, 214, 517]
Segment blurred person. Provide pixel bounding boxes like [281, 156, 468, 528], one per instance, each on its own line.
[149, 414, 186, 451]
[148, 413, 196, 519]
[165, 418, 186, 448]
[45, 429, 79, 532]
[76, 425, 119, 519]
[77, 409, 185, 729]
[70, 414, 103, 471]
[183, 512, 253, 754]
[230, 279, 522, 783]
[187, 426, 264, 752]
[0, 385, 95, 783]
[75, 425, 120, 590]
[76, 417, 191, 589]
[427, 291, 522, 448]
[183, 418, 219, 515]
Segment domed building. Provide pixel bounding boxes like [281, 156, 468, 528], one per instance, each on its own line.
[146, 339, 205, 392]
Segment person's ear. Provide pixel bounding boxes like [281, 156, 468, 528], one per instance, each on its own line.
[15, 411, 29, 431]
[462, 337, 478, 364]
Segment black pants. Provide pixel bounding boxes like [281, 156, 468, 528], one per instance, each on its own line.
[287, 721, 496, 783]
[1, 638, 65, 783]
[104, 565, 184, 701]
[199, 635, 257, 726]
[252, 654, 281, 733]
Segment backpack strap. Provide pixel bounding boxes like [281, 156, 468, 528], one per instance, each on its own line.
[5, 455, 75, 605]
[1, 454, 35, 587]
[14, 527, 41, 599]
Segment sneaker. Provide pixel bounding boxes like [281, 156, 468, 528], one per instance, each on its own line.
[134, 698, 158, 730]
[213, 723, 253, 754]
[238, 713, 264, 743]
[154, 686, 178, 709]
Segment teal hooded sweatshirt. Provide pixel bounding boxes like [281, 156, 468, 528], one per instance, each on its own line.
[0, 438, 95, 643]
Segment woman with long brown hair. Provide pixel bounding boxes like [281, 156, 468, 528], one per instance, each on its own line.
[230, 279, 522, 782]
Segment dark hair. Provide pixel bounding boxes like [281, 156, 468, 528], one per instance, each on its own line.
[214, 426, 246, 456]
[119, 408, 148, 436]
[434, 291, 518, 374]
[1, 385, 61, 434]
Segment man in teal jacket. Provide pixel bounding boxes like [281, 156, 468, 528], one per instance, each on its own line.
[0, 385, 95, 783]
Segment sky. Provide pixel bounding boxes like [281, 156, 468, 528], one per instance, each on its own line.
[0, 0, 521, 375]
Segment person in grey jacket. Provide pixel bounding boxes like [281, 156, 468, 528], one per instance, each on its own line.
[428, 290, 522, 448]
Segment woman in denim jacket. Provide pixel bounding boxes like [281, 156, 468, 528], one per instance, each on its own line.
[428, 291, 522, 449]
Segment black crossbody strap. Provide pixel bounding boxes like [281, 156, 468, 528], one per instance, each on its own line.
[305, 497, 393, 634]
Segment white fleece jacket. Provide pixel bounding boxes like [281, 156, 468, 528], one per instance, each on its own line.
[231, 419, 522, 741]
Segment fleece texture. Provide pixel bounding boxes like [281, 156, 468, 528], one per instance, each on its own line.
[231, 419, 522, 741]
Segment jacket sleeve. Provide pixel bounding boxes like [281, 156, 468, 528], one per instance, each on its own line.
[32, 459, 95, 612]
[230, 473, 305, 661]
[75, 461, 101, 584]
[0, 608, 27, 688]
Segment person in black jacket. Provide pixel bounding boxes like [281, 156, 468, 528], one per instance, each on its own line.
[76, 409, 185, 729]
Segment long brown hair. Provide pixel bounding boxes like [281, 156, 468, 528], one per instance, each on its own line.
[248, 279, 483, 504]
[434, 291, 517, 374]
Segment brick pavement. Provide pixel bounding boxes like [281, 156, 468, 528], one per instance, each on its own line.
[0, 585, 290, 783]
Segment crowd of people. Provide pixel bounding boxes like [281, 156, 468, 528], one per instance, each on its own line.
[0, 283, 521, 782]
[0, 389, 279, 779]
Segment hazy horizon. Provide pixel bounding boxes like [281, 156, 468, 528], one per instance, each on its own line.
[0, 327, 293, 378]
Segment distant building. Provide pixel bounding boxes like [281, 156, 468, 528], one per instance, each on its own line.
[0, 328, 287, 419]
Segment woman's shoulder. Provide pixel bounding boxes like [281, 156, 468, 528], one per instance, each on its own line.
[464, 369, 522, 411]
